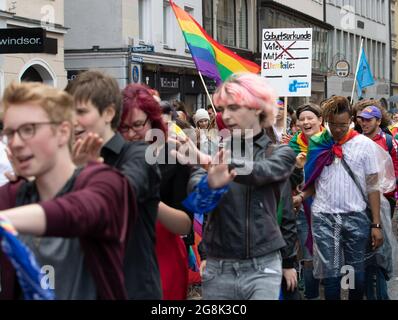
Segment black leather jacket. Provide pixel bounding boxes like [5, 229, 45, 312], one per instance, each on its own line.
[101, 133, 162, 299]
[188, 131, 296, 259]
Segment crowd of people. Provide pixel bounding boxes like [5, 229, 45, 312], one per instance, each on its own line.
[0, 70, 397, 300]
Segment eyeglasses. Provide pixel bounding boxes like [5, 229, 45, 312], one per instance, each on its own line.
[119, 117, 149, 133]
[1, 122, 60, 143]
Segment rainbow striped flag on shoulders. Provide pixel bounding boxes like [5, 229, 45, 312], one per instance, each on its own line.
[170, 0, 260, 84]
[289, 132, 309, 155]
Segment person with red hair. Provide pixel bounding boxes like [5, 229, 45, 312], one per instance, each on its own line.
[120, 83, 192, 300]
[120, 84, 167, 142]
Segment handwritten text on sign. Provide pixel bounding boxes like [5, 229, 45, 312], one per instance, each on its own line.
[261, 28, 313, 97]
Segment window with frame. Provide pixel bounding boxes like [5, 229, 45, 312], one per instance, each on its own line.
[184, 6, 194, 51]
[203, 0, 213, 36]
[205, 0, 248, 49]
[216, 0, 235, 47]
[139, 0, 151, 42]
[238, 0, 248, 49]
[381, 43, 385, 78]
[365, 0, 370, 19]
[163, 0, 175, 48]
[380, 0, 384, 23]
[355, 0, 361, 14]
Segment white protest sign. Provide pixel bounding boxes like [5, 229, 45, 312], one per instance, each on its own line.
[261, 28, 312, 97]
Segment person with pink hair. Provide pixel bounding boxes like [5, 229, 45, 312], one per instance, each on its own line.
[179, 73, 297, 300]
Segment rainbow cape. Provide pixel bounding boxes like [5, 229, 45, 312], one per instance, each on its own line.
[170, 0, 260, 84]
[289, 128, 326, 156]
[304, 129, 358, 189]
[289, 132, 309, 155]
[289, 130, 321, 255]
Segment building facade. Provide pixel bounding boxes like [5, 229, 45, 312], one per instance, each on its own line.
[65, 0, 215, 114]
[325, 0, 390, 103]
[0, 0, 67, 94]
[391, 0, 398, 103]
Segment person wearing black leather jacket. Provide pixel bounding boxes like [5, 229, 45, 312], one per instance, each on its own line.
[184, 73, 296, 300]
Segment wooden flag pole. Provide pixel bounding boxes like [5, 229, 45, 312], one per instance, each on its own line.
[283, 97, 288, 134]
[350, 38, 364, 105]
[198, 71, 217, 115]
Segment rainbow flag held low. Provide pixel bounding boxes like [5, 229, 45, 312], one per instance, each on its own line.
[170, 0, 260, 84]
[0, 216, 55, 300]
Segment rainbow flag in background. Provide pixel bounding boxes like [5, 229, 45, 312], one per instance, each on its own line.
[170, 0, 260, 84]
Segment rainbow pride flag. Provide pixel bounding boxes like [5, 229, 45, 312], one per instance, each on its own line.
[170, 0, 260, 84]
[389, 123, 398, 140]
[289, 132, 309, 155]
[289, 128, 325, 155]
[303, 129, 358, 189]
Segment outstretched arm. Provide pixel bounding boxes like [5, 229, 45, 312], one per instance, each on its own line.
[157, 201, 192, 235]
[0, 204, 46, 235]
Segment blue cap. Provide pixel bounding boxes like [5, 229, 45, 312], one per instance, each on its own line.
[359, 105, 382, 119]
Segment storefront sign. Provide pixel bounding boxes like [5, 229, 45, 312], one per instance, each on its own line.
[159, 73, 180, 93]
[0, 28, 56, 54]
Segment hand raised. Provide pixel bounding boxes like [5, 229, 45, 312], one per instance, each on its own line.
[295, 152, 307, 169]
[72, 132, 104, 166]
[207, 149, 236, 189]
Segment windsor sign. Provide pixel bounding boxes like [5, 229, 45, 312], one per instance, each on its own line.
[0, 28, 52, 54]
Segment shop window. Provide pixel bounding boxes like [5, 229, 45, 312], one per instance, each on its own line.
[163, 0, 175, 48]
[139, 0, 151, 43]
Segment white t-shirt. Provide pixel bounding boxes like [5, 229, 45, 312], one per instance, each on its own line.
[311, 134, 379, 214]
[0, 142, 12, 187]
[273, 126, 284, 144]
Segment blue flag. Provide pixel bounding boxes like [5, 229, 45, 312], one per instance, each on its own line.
[356, 48, 375, 97]
[0, 217, 55, 300]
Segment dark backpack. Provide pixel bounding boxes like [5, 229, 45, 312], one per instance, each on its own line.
[384, 132, 393, 154]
